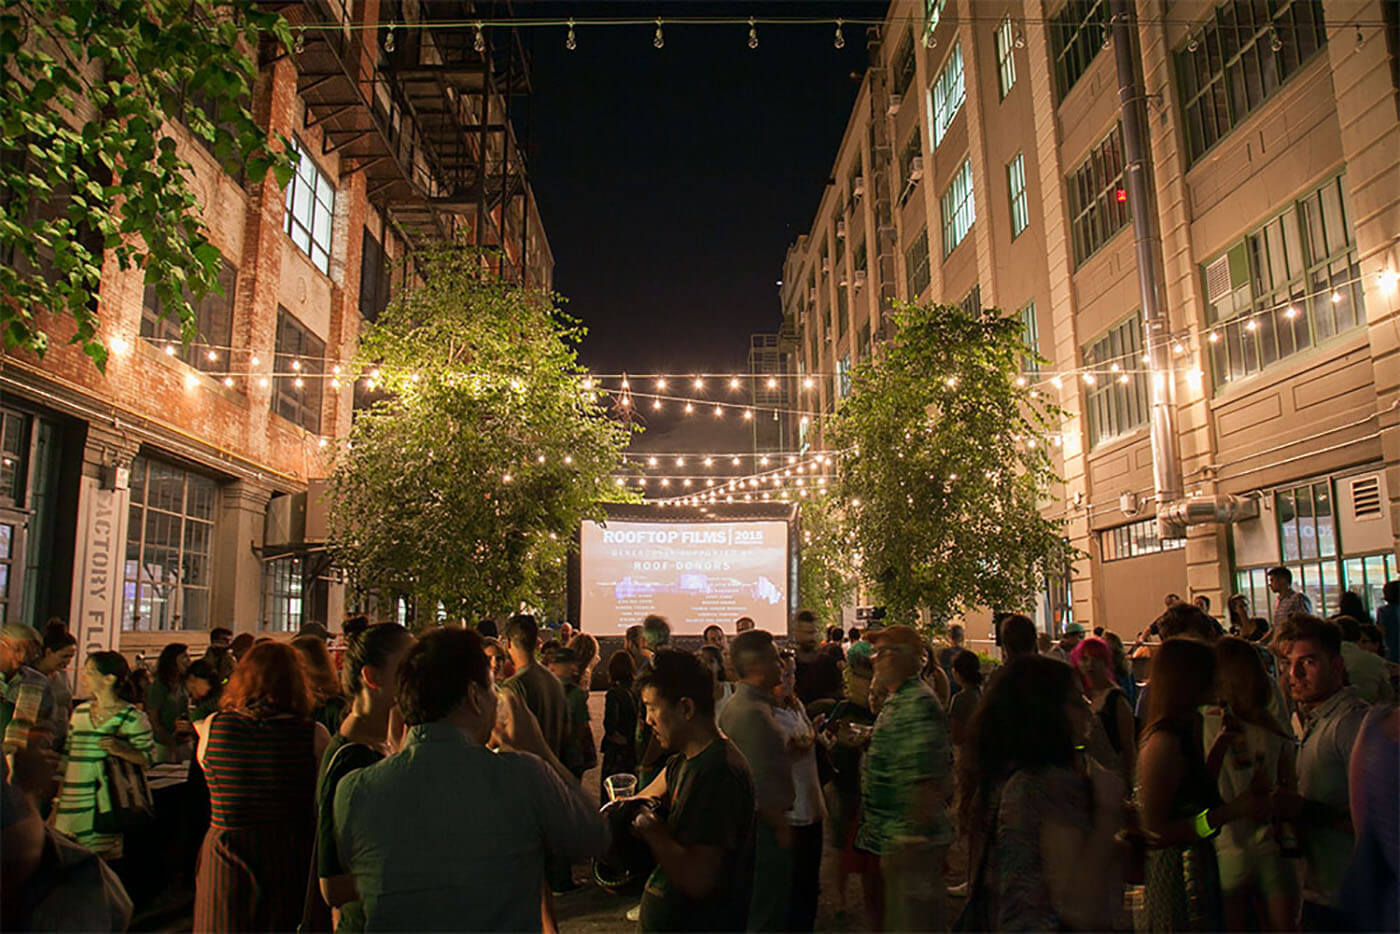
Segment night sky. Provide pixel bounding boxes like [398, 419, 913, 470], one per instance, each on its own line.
[524, 1, 888, 382]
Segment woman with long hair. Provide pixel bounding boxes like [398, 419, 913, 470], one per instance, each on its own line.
[959, 655, 1125, 930]
[1136, 638, 1268, 931]
[598, 650, 636, 801]
[1205, 637, 1300, 932]
[1227, 595, 1251, 636]
[569, 632, 599, 690]
[53, 652, 155, 861]
[1071, 636, 1136, 787]
[1102, 630, 1140, 716]
[194, 641, 330, 932]
[146, 642, 192, 762]
[292, 635, 349, 733]
[313, 623, 414, 932]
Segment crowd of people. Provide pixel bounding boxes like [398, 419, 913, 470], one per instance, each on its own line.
[0, 569, 1396, 933]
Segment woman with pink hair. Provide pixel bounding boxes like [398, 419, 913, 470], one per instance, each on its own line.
[1071, 636, 1135, 786]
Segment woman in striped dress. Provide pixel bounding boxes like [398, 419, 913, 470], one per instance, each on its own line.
[53, 651, 156, 860]
[194, 641, 330, 932]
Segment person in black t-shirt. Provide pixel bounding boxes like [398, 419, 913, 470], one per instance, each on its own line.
[791, 610, 842, 705]
[629, 651, 756, 932]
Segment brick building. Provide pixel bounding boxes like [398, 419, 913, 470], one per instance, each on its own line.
[781, 0, 1399, 635]
[0, 2, 552, 658]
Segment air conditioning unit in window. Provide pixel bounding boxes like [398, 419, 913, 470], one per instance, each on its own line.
[909, 156, 925, 182]
[839, 273, 850, 288]
[887, 93, 903, 115]
[853, 269, 867, 289]
[1204, 255, 1232, 304]
[836, 219, 848, 239]
[853, 177, 866, 199]
[821, 257, 831, 273]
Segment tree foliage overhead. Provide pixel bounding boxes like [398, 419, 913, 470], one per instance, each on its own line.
[828, 301, 1072, 627]
[328, 248, 636, 622]
[0, 0, 295, 369]
[797, 492, 858, 626]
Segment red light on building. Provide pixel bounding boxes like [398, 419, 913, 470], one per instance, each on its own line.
[1115, 188, 1128, 203]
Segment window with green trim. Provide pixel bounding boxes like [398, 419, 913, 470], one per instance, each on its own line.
[905, 228, 931, 298]
[1049, 0, 1109, 101]
[1066, 124, 1130, 267]
[1083, 315, 1149, 448]
[930, 42, 965, 147]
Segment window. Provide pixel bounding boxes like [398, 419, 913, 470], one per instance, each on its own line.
[837, 286, 849, 336]
[272, 308, 325, 433]
[1, 409, 30, 505]
[1007, 152, 1030, 237]
[1205, 175, 1364, 387]
[1050, 0, 1109, 100]
[900, 130, 922, 204]
[930, 42, 966, 147]
[122, 456, 216, 631]
[848, 158, 863, 205]
[1101, 518, 1186, 561]
[141, 256, 237, 373]
[283, 138, 336, 274]
[1083, 316, 1150, 448]
[359, 229, 391, 322]
[262, 555, 305, 633]
[858, 323, 871, 361]
[995, 15, 1018, 98]
[837, 354, 852, 399]
[1019, 301, 1041, 374]
[905, 228, 931, 297]
[959, 285, 981, 317]
[1175, 1, 1328, 165]
[853, 236, 866, 274]
[1067, 123, 1131, 267]
[1236, 474, 1397, 620]
[892, 34, 917, 95]
[941, 159, 975, 257]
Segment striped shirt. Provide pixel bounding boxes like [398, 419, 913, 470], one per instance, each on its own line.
[203, 710, 317, 830]
[857, 677, 955, 854]
[53, 700, 155, 858]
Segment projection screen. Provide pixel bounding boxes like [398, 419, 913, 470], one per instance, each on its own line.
[578, 516, 791, 636]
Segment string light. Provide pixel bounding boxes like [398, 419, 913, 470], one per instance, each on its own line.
[473, 21, 486, 51]
[747, 16, 758, 49]
[693, 377, 705, 390]
[653, 17, 664, 48]
[565, 17, 576, 49]
[833, 18, 844, 48]
[164, 344, 176, 356]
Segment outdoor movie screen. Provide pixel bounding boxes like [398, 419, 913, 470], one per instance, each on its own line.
[578, 518, 790, 636]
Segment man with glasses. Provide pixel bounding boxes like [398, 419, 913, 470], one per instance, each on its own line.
[857, 625, 955, 932]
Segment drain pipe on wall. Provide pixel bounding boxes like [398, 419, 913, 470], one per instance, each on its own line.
[1108, 0, 1188, 537]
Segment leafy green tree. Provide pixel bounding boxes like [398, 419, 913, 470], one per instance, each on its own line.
[327, 248, 635, 623]
[828, 301, 1073, 628]
[0, 0, 295, 369]
[797, 492, 858, 626]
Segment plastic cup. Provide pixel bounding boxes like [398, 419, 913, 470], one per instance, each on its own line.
[604, 773, 637, 802]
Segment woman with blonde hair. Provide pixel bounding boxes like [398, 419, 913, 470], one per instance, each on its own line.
[1204, 636, 1300, 932]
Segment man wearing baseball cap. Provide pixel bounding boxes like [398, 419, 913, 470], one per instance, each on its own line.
[856, 625, 955, 931]
[1049, 622, 1086, 664]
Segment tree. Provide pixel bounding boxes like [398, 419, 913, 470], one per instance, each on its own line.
[797, 492, 858, 626]
[0, 0, 295, 370]
[327, 247, 635, 623]
[827, 300, 1073, 628]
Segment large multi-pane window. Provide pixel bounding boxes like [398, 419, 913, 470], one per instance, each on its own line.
[140, 256, 237, 373]
[995, 15, 1018, 99]
[123, 457, 216, 632]
[925, 0, 946, 35]
[837, 354, 852, 399]
[283, 138, 336, 274]
[1175, 1, 1328, 165]
[1007, 153, 1030, 238]
[837, 286, 849, 336]
[1067, 124, 1131, 267]
[1083, 316, 1150, 448]
[959, 285, 981, 317]
[892, 33, 917, 95]
[1101, 518, 1186, 561]
[359, 229, 391, 322]
[1205, 175, 1364, 387]
[905, 228, 931, 297]
[853, 236, 867, 274]
[262, 555, 305, 632]
[1050, 0, 1109, 101]
[930, 42, 966, 147]
[272, 308, 325, 433]
[941, 159, 975, 257]
[1235, 476, 1397, 620]
[1019, 301, 1040, 374]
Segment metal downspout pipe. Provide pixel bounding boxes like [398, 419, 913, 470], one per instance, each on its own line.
[1108, 0, 1185, 536]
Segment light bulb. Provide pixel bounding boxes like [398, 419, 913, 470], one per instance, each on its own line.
[731, 456, 740, 466]
[164, 344, 177, 356]
[729, 377, 741, 389]
[473, 23, 486, 53]
[655, 378, 667, 389]
[538, 454, 547, 464]
[294, 29, 305, 53]
[223, 376, 235, 388]
[1051, 376, 1063, 388]
[1118, 374, 1130, 384]
[694, 377, 704, 389]
[384, 22, 395, 52]
[747, 17, 758, 49]
[564, 455, 572, 465]
[802, 377, 814, 389]
[713, 405, 723, 417]
[110, 335, 129, 355]
[1187, 35, 1199, 52]
[675, 457, 685, 467]
[834, 19, 845, 49]
[620, 377, 630, 389]
[654, 19, 664, 49]
[258, 376, 269, 388]
[648, 457, 658, 466]
[207, 349, 218, 361]
[184, 372, 199, 390]
[1208, 331, 1220, 343]
[1110, 362, 1121, 372]
[652, 399, 662, 410]
[1284, 305, 1299, 319]
[743, 409, 753, 420]
[565, 19, 576, 50]
[1269, 29, 1282, 52]
[1082, 372, 1096, 384]
[331, 364, 341, 375]
[291, 359, 301, 371]
[293, 376, 304, 388]
[1331, 291, 1343, 304]
[250, 355, 260, 366]
[766, 377, 777, 389]
[502, 473, 512, 483]
[1245, 319, 1260, 332]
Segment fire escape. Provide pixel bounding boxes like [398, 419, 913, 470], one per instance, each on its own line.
[263, 0, 535, 283]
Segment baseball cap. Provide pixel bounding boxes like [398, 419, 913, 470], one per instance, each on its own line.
[1064, 622, 1086, 636]
[867, 624, 923, 651]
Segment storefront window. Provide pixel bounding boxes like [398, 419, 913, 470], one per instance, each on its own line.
[122, 456, 216, 631]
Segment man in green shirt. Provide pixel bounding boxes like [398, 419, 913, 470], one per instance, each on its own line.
[501, 614, 568, 759]
[631, 650, 756, 932]
[857, 625, 954, 932]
